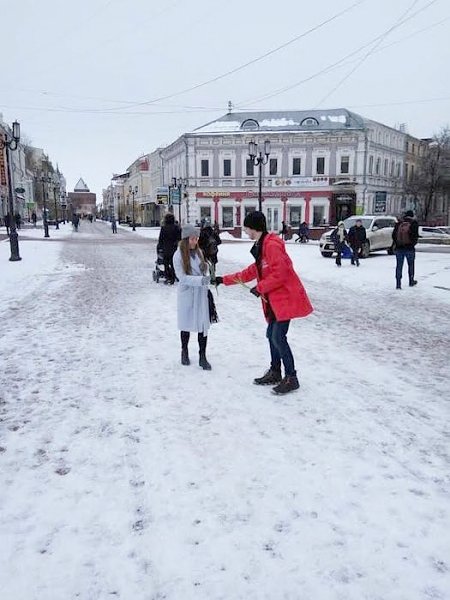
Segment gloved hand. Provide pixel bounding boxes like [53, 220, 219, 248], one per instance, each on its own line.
[201, 275, 210, 286]
[250, 286, 261, 298]
[213, 276, 223, 286]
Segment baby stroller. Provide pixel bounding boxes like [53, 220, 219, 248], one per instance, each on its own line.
[152, 249, 167, 283]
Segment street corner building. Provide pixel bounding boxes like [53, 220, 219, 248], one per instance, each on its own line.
[68, 178, 96, 216]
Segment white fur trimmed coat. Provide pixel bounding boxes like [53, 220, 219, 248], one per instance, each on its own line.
[173, 249, 210, 335]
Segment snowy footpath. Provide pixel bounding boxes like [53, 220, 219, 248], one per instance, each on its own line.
[0, 221, 449, 600]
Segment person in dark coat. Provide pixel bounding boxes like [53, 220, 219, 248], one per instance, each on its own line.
[199, 224, 221, 266]
[296, 221, 309, 243]
[15, 212, 21, 230]
[280, 221, 288, 240]
[111, 217, 117, 233]
[4, 213, 11, 235]
[392, 210, 419, 289]
[157, 213, 181, 285]
[347, 219, 367, 266]
[31, 212, 37, 227]
[330, 221, 348, 267]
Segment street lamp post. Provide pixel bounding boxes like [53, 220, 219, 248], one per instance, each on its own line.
[53, 181, 60, 229]
[0, 120, 22, 261]
[129, 185, 137, 231]
[248, 139, 271, 212]
[40, 173, 51, 238]
[171, 177, 187, 224]
[60, 191, 67, 224]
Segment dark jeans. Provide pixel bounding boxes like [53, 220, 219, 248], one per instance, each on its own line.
[395, 248, 415, 283]
[350, 245, 360, 265]
[266, 320, 296, 377]
[164, 255, 176, 283]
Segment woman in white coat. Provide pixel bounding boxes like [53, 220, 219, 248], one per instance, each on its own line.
[173, 224, 212, 370]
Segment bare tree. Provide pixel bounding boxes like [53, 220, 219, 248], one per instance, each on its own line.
[407, 127, 450, 223]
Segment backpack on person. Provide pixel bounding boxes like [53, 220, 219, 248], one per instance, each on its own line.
[396, 221, 412, 246]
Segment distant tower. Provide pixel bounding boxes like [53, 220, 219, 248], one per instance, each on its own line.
[227, 100, 233, 114]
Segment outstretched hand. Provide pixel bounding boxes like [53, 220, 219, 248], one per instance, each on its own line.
[212, 276, 223, 286]
[250, 286, 261, 298]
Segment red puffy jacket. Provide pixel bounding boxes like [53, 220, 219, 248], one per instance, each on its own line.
[223, 233, 313, 322]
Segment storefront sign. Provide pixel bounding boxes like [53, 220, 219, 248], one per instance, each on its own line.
[156, 186, 169, 205]
[170, 187, 181, 205]
[374, 191, 387, 213]
[272, 177, 329, 187]
[199, 191, 231, 197]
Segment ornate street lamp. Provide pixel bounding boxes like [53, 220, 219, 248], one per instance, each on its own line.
[171, 177, 187, 223]
[248, 139, 271, 212]
[53, 177, 60, 230]
[60, 191, 67, 224]
[40, 172, 51, 238]
[129, 185, 138, 231]
[0, 120, 22, 261]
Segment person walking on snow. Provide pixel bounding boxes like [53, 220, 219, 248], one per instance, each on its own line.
[347, 219, 366, 266]
[157, 213, 181, 285]
[331, 221, 348, 267]
[111, 217, 117, 233]
[173, 224, 213, 370]
[213, 211, 313, 395]
[392, 209, 419, 289]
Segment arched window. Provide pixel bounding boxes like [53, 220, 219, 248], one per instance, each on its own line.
[301, 117, 319, 127]
[240, 119, 260, 131]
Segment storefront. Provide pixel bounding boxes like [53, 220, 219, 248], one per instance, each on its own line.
[195, 190, 333, 236]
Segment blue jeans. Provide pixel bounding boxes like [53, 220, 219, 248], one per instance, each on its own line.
[395, 249, 415, 283]
[266, 320, 296, 377]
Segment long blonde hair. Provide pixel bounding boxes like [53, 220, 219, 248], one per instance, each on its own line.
[179, 238, 207, 275]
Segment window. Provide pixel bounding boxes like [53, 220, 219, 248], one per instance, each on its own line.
[244, 206, 257, 217]
[410, 164, 415, 180]
[222, 206, 234, 228]
[292, 157, 301, 175]
[405, 164, 409, 180]
[396, 162, 401, 177]
[246, 159, 254, 176]
[269, 158, 278, 175]
[301, 117, 319, 127]
[384, 158, 388, 176]
[376, 158, 381, 175]
[368, 155, 374, 174]
[223, 159, 231, 177]
[316, 157, 325, 175]
[289, 206, 302, 226]
[340, 156, 350, 174]
[200, 206, 211, 222]
[313, 205, 325, 226]
[390, 160, 395, 176]
[201, 160, 209, 177]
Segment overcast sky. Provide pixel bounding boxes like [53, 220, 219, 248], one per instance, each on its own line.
[1, 0, 449, 197]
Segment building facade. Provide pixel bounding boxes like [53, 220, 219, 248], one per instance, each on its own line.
[68, 178, 96, 216]
[160, 109, 423, 235]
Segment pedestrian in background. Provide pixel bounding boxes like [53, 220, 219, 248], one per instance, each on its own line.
[199, 223, 221, 267]
[4, 213, 10, 236]
[31, 212, 37, 227]
[173, 224, 213, 370]
[213, 211, 313, 395]
[347, 219, 367, 266]
[392, 210, 419, 289]
[280, 221, 288, 240]
[111, 217, 117, 233]
[331, 221, 348, 267]
[15, 212, 21, 230]
[157, 213, 181, 285]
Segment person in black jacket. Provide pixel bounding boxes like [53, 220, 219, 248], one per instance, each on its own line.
[157, 213, 181, 284]
[347, 219, 367, 266]
[330, 221, 348, 267]
[199, 224, 221, 266]
[392, 210, 419, 289]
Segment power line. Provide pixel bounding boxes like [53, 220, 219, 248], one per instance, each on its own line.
[236, 0, 440, 107]
[315, 0, 423, 107]
[95, 0, 366, 113]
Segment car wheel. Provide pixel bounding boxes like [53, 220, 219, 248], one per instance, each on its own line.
[321, 252, 333, 258]
[361, 241, 370, 259]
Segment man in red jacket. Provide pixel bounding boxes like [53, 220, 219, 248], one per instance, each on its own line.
[214, 211, 313, 395]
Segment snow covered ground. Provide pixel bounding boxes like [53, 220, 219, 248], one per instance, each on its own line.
[0, 221, 449, 600]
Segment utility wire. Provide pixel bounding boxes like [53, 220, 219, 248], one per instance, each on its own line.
[236, 0, 440, 107]
[95, 0, 366, 112]
[315, 0, 422, 107]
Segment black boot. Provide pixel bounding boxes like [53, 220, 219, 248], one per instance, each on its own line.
[272, 375, 300, 395]
[254, 367, 282, 386]
[199, 353, 212, 370]
[198, 334, 211, 370]
[181, 348, 190, 366]
[409, 279, 418, 287]
[396, 280, 401, 290]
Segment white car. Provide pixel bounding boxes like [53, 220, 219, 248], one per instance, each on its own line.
[419, 226, 450, 239]
[320, 215, 398, 259]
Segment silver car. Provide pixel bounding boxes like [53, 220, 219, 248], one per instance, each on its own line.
[320, 215, 398, 258]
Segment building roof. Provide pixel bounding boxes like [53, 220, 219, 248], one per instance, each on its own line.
[193, 109, 366, 135]
[74, 177, 90, 192]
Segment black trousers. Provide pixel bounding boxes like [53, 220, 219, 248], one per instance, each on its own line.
[181, 331, 207, 354]
[164, 255, 176, 283]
